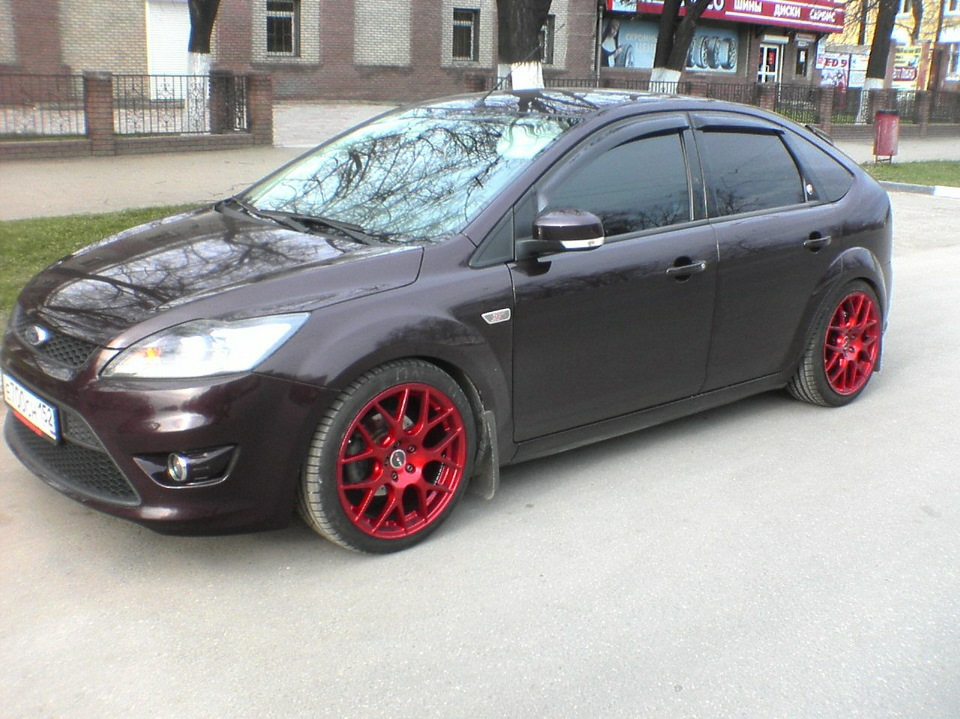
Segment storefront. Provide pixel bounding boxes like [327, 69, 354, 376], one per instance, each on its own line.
[601, 0, 845, 85]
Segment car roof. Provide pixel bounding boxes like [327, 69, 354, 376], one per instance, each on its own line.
[407, 89, 738, 120]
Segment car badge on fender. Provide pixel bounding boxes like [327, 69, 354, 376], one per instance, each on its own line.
[23, 324, 52, 348]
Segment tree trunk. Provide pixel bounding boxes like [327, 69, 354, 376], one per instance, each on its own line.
[496, 0, 552, 90]
[188, 0, 221, 54]
[866, 0, 898, 83]
[186, 0, 221, 132]
[651, 0, 715, 83]
[909, 0, 923, 45]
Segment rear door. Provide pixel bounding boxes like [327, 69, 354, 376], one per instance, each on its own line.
[692, 113, 847, 390]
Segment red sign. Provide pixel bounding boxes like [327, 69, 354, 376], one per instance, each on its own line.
[606, 0, 845, 34]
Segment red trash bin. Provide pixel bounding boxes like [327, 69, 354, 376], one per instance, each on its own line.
[873, 109, 900, 161]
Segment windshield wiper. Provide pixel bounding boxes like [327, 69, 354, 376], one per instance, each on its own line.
[266, 211, 379, 245]
[216, 198, 377, 244]
[215, 196, 310, 233]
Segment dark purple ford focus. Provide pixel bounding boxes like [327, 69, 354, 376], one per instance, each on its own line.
[2, 91, 892, 552]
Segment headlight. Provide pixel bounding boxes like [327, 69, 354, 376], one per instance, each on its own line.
[103, 314, 309, 379]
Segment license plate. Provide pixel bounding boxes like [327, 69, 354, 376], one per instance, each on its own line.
[1, 372, 60, 443]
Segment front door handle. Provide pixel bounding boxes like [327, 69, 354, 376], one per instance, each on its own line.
[804, 234, 832, 252]
[666, 260, 707, 279]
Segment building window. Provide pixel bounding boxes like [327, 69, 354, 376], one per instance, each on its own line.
[896, 0, 911, 14]
[539, 15, 555, 65]
[795, 47, 809, 77]
[267, 0, 299, 55]
[452, 9, 479, 61]
[947, 0, 960, 15]
[947, 43, 960, 79]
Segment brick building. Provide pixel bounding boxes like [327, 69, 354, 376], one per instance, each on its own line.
[0, 0, 856, 101]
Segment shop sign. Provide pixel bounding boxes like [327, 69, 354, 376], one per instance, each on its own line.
[892, 45, 922, 89]
[816, 51, 850, 87]
[607, 0, 845, 34]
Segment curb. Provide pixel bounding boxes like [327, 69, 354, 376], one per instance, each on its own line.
[879, 180, 960, 199]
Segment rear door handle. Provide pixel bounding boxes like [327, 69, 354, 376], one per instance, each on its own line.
[803, 234, 832, 251]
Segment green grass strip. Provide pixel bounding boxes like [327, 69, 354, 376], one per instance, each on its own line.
[0, 205, 197, 324]
[862, 160, 960, 188]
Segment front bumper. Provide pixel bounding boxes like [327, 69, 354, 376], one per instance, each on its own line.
[3, 327, 336, 534]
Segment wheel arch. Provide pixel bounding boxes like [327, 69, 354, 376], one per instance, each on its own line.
[787, 245, 890, 376]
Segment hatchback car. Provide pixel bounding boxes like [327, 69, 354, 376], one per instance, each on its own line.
[2, 90, 891, 552]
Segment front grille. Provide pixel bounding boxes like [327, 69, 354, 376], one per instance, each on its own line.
[12, 306, 100, 370]
[8, 416, 140, 506]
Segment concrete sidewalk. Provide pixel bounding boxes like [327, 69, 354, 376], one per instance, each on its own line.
[1, 101, 958, 221]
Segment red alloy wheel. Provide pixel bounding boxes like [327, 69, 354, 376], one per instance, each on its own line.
[822, 290, 881, 396]
[336, 382, 467, 539]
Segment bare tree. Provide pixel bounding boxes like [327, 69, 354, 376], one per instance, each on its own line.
[188, 0, 222, 76]
[650, 0, 715, 84]
[495, 0, 553, 90]
[865, 0, 899, 89]
[908, 0, 924, 44]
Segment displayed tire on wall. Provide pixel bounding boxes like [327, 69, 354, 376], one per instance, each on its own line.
[686, 35, 738, 72]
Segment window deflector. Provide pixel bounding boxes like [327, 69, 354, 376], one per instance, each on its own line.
[533, 114, 692, 238]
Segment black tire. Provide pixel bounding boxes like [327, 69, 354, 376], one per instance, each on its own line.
[299, 360, 476, 553]
[788, 280, 883, 407]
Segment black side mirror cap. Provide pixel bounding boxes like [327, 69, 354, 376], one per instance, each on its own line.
[518, 209, 605, 259]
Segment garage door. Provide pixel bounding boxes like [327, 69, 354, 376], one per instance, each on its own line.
[147, 0, 191, 76]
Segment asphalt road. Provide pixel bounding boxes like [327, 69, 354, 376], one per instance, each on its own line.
[2, 192, 959, 719]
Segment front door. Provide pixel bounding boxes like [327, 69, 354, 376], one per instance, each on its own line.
[758, 44, 782, 83]
[509, 118, 718, 441]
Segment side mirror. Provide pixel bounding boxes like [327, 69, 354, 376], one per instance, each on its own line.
[518, 209, 605, 259]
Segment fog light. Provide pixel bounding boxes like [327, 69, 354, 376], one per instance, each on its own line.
[167, 453, 191, 483]
[164, 446, 235, 485]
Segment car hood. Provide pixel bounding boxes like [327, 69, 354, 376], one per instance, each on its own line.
[18, 207, 424, 347]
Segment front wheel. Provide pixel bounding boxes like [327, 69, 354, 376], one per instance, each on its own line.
[788, 281, 883, 407]
[299, 360, 475, 553]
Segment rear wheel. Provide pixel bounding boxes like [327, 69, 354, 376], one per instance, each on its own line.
[299, 360, 475, 553]
[788, 281, 883, 407]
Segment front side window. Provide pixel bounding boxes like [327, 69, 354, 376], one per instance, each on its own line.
[244, 111, 576, 242]
[452, 9, 480, 61]
[267, 0, 299, 56]
[700, 130, 804, 217]
[544, 132, 692, 236]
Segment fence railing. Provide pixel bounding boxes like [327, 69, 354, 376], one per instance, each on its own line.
[0, 73, 250, 140]
[113, 74, 248, 135]
[0, 74, 86, 137]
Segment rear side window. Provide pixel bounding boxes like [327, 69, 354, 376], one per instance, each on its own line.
[544, 132, 691, 236]
[788, 135, 854, 202]
[699, 130, 804, 217]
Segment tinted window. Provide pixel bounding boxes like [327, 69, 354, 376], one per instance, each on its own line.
[544, 132, 691, 236]
[788, 135, 854, 202]
[700, 131, 804, 217]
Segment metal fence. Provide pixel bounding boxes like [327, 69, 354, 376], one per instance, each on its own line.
[774, 84, 819, 124]
[113, 74, 248, 135]
[0, 74, 85, 137]
[930, 91, 960, 123]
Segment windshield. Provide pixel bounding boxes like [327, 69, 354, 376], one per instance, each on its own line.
[242, 109, 577, 243]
